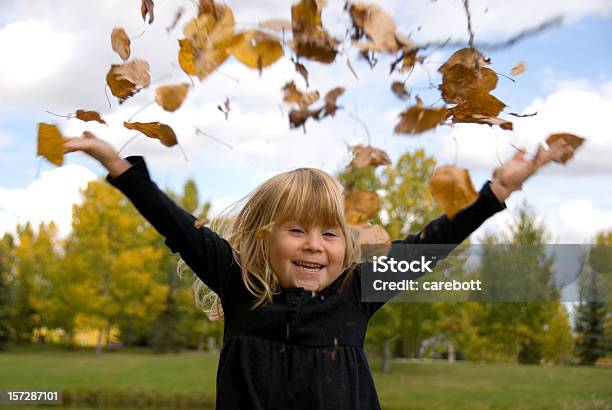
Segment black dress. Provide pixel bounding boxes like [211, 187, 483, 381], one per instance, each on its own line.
[107, 156, 506, 410]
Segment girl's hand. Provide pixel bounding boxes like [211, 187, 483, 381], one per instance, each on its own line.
[490, 140, 575, 202]
[64, 131, 132, 177]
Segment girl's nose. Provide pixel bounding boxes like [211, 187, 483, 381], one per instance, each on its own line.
[303, 232, 324, 252]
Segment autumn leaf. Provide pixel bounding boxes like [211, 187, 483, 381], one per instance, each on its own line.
[546, 132, 585, 164]
[37, 123, 65, 166]
[75, 110, 106, 124]
[391, 81, 410, 100]
[347, 3, 409, 53]
[353, 223, 391, 261]
[290, 0, 339, 63]
[440, 64, 497, 104]
[429, 166, 478, 219]
[438, 47, 490, 74]
[106, 60, 151, 103]
[288, 108, 322, 129]
[282, 81, 320, 109]
[123, 121, 178, 147]
[141, 0, 154, 24]
[344, 191, 380, 224]
[293, 59, 309, 86]
[178, 39, 197, 76]
[258, 19, 292, 32]
[349, 145, 391, 168]
[394, 97, 449, 135]
[323, 87, 345, 116]
[111, 28, 131, 60]
[450, 89, 506, 124]
[155, 83, 190, 112]
[511, 61, 526, 76]
[227, 30, 284, 72]
[468, 114, 513, 130]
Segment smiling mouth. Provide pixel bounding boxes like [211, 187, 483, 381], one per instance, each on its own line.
[292, 261, 326, 273]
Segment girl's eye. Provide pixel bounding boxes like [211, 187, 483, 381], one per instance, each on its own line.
[290, 228, 303, 233]
[324, 232, 338, 237]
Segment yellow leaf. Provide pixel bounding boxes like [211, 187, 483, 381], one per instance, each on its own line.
[111, 28, 131, 60]
[178, 39, 196, 76]
[105, 60, 150, 103]
[37, 123, 65, 166]
[429, 166, 478, 219]
[123, 121, 178, 147]
[154, 83, 190, 112]
[228, 30, 284, 71]
[75, 110, 106, 124]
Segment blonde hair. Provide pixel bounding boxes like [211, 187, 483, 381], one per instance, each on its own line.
[178, 168, 362, 321]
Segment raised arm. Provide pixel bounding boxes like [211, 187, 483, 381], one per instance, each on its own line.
[64, 133, 235, 297]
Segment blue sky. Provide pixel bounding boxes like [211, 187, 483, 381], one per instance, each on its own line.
[1, 0, 611, 243]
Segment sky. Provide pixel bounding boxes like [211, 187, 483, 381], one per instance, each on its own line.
[0, 0, 611, 245]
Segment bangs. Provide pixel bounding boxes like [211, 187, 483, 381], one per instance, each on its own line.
[272, 168, 345, 229]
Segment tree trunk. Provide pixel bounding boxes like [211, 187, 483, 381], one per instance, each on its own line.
[95, 327, 103, 355]
[382, 339, 392, 374]
[447, 339, 456, 363]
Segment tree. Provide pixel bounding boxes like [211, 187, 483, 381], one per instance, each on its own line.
[0, 233, 16, 350]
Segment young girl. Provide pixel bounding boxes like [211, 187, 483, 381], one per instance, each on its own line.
[64, 134, 572, 409]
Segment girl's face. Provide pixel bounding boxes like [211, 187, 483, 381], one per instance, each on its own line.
[269, 221, 346, 291]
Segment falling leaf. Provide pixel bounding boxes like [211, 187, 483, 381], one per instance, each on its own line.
[227, 30, 284, 72]
[440, 64, 497, 104]
[289, 108, 322, 129]
[154, 83, 190, 112]
[293, 58, 309, 86]
[75, 110, 106, 124]
[282, 81, 320, 109]
[217, 97, 231, 119]
[347, 3, 406, 53]
[258, 19, 292, 32]
[178, 39, 197, 76]
[37, 123, 65, 166]
[349, 145, 391, 168]
[106, 60, 151, 103]
[394, 97, 449, 135]
[111, 28, 131, 61]
[290, 0, 339, 63]
[141, 0, 154, 24]
[511, 61, 526, 76]
[344, 191, 380, 224]
[353, 223, 391, 258]
[468, 114, 513, 130]
[546, 133, 585, 150]
[450, 89, 506, 124]
[438, 48, 489, 74]
[323, 87, 345, 116]
[391, 81, 409, 100]
[429, 166, 478, 219]
[123, 121, 178, 147]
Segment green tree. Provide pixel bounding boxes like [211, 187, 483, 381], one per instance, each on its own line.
[0, 233, 16, 349]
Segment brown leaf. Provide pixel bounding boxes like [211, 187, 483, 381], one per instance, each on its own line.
[349, 145, 391, 168]
[394, 97, 450, 135]
[141, 0, 154, 24]
[429, 166, 478, 219]
[75, 110, 106, 124]
[391, 81, 410, 100]
[37, 123, 65, 166]
[348, 3, 403, 53]
[154, 83, 190, 112]
[282, 81, 320, 109]
[123, 121, 178, 147]
[438, 47, 489, 74]
[111, 28, 131, 61]
[293, 59, 309, 87]
[546, 133, 585, 150]
[511, 61, 526, 76]
[451, 89, 506, 124]
[291, 0, 338, 63]
[440, 64, 497, 104]
[106, 60, 151, 104]
[288, 108, 322, 129]
[344, 191, 380, 224]
[353, 223, 391, 247]
[227, 30, 284, 72]
[468, 114, 513, 130]
[323, 87, 344, 116]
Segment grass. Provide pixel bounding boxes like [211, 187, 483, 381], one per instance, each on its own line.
[0, 347, 610, 409]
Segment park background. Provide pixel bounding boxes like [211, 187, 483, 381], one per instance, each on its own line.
[0, 0, 611, 408]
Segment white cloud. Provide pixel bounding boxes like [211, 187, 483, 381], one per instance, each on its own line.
[439, 79, 612, 175]
[556, 199, 612, 243]
[0, 165, 97, 238]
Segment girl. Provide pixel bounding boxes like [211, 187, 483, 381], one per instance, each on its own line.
[63, 134, 572, 409]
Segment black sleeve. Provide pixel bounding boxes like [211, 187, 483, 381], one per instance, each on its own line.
[360, 181, 506, 318]
[105, 156, 235, 297]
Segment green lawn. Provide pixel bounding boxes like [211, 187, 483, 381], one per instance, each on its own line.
[0, 348, 610, 409]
